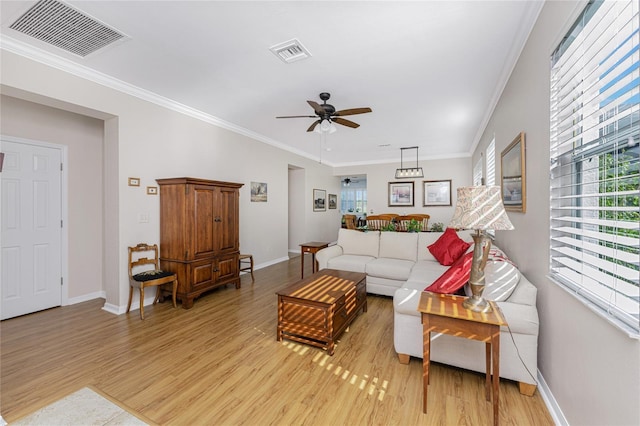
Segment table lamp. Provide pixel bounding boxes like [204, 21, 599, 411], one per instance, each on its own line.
[448, 186, 514, 312]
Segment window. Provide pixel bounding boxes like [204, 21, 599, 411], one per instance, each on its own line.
[486, 138, 496, 186]
[473, 157, 483, 186]
[550, 0, 639, 334]
[340, 188, 367, 214]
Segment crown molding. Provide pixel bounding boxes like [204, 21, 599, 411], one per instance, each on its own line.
[0, 35, 323, 164]
[1, 35, 477, 168]
[469, 0, 545, 155]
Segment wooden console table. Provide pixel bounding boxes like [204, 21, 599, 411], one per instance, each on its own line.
[299, 241, 329, 278]
[277, 269, 367, 355]
[418, 292, 507, 426]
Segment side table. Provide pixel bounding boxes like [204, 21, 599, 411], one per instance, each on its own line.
[418, 292, 507, 426]
[299, 241, 329, 278]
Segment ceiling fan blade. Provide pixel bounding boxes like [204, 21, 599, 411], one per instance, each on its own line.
[334, 107, 372, 116]
[307, 120, 321, 132]
[307, 101, 325, 115]
[276, 115, 317, 119]
[333, 117, 360, 129]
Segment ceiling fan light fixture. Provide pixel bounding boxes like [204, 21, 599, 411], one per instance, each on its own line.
[314, 120, 337, 134]
[395, 146, 424, 179]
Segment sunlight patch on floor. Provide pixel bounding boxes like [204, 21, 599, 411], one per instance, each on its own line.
[282, 340, 390, 401]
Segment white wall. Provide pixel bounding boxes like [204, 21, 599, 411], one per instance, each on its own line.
[0, 50, 338, 310]
[473, 1, 640, 425]
[288, 167, 305, 252]
[335, 156, 472, 228]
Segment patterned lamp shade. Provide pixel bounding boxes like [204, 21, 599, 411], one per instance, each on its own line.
[449, 186, 514, 231]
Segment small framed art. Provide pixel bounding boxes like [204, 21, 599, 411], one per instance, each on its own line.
[328, 194, 337, 209]
[313, 189, 326, 211]
[251, 182, 268, 202]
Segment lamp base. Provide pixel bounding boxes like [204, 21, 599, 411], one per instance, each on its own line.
[462, 294, 493, 313]
[463, 230, 494, 314]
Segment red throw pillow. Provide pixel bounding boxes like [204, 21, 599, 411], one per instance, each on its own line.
[425, 252, 474, 294]
[428, 228, 471, 266]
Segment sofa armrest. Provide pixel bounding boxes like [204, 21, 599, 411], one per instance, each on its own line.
[393, 287, 422, 317]
[506, 273, 537, 306]
[495, 300, 539, 336]
[316, 245, 343, 270]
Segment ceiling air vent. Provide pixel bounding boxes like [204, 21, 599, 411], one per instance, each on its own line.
[9, 0, 126, 57]
[269, 39, 311, 64]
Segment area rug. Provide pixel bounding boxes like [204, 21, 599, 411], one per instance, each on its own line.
[11, 387, 151, 425]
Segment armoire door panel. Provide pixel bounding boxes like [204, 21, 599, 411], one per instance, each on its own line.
[216, 187, 239, 252]
[191, 260, 214, 291]
[193, 186, 215, 257]
[217, 254, 239, 282]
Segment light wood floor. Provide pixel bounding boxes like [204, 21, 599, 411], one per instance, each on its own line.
[1, 257, 554, 425]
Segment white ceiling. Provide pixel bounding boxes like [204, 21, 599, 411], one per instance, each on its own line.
[0, 1, 543, 166]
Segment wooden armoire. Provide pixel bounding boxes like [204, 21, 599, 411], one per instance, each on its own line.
[156, 177, 243, 309]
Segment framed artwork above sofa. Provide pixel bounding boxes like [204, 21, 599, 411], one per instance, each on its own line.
[388, 181, 414, 207]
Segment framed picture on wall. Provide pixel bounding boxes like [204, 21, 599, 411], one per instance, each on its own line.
[501, 132, 526, 213]
[423, 180, 452, 206]
[388, 181, 414, 207]
[251, 182, 268, 202]
[313, 189, 326, 211]
[328, 194, 337, 209]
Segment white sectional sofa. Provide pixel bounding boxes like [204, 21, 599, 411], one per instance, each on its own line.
[316, 228, 539, 394]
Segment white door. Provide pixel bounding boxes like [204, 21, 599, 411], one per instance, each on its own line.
[1, 140, 62, 320]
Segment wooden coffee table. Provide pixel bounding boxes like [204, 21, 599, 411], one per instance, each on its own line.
[276, 269, 367, 355]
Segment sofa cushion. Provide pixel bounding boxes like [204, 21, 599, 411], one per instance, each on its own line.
[417, 232, 444, 261]
[337, 229, 380, 257]
[379, 231, 418, 261]
[425, 251, 473, 294]
[367, 276, 406, 296]
[327, 254, 376, 273]
[428, 228, 471, 266]
[465, 246, 520, 302]
[407, 260, 449, 285]
[366, 258, 415, 281]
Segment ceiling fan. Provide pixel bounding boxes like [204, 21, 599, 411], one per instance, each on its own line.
[277, 92, 372, 132]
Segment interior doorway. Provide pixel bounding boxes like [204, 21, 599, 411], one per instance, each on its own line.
[1, 138, 64, 320]
[339, 174, 367, 227]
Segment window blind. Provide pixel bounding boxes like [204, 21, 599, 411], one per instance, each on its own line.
[487, 138, 496, 186]
[549, 0, 639, 333]
[473, 158, 483, 186]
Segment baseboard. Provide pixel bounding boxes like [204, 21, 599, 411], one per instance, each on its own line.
[85, 256, 291, 316]
[255, 256, 290, 269]
[101, 293, 160, 315]
[537, 369, 568, 426]
[101, 302, 121, 315]
[66, 291, 106, 306]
